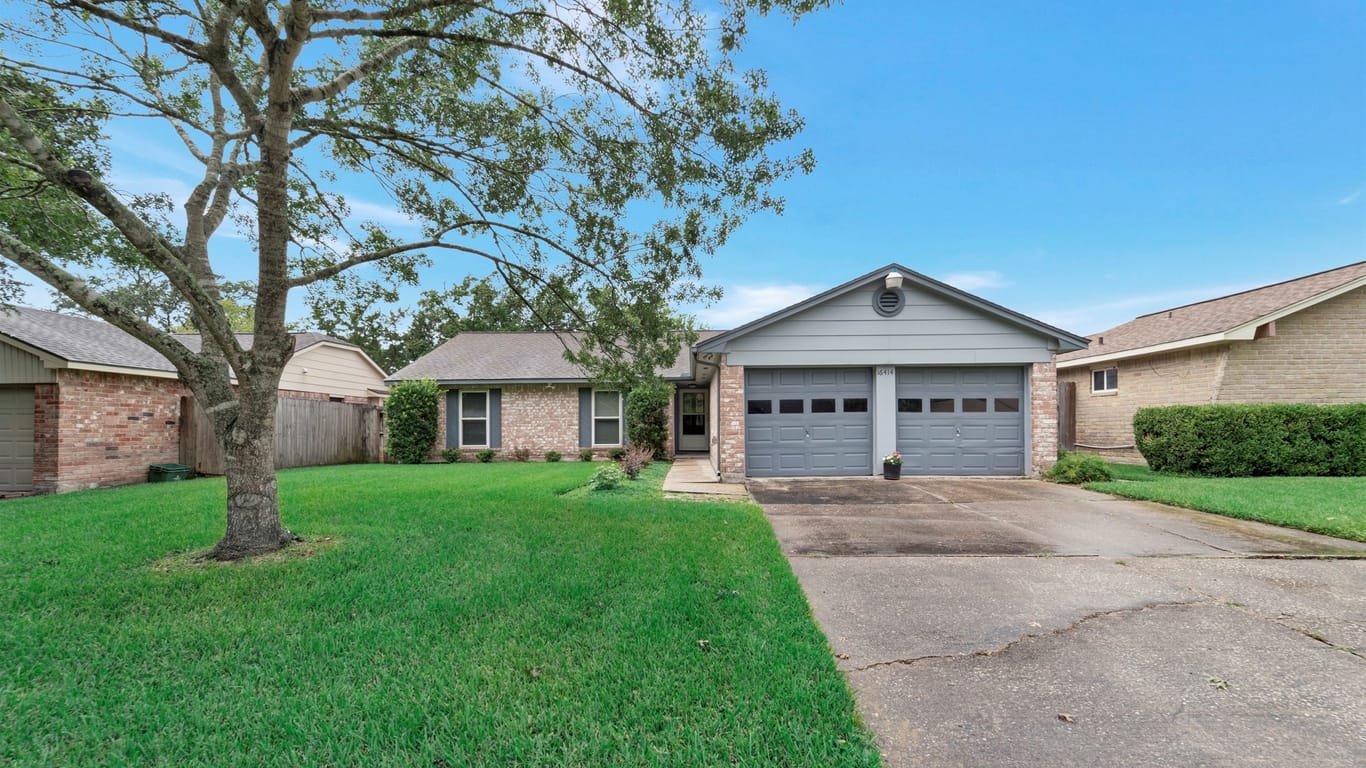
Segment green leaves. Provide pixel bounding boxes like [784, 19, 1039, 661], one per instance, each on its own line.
[384, 378, 441, 464]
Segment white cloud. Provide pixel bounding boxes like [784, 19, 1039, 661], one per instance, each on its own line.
[1336, 186, 1362, 206]
[346, 198, 419, 228]
[694, 283, 820, 329]
[941, 270, 1005, 292]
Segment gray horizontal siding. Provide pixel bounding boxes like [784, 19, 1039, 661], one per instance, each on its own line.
[720, 282, 1058, 366]
[0, 343, 55, 384]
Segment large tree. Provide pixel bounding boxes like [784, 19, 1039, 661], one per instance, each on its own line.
[0, 0, 819, 559]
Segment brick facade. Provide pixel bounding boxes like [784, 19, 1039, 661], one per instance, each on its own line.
[35, 370, 185, 493]
[434, 383, 628, 461]
[1057, 287, 1365, 462]
[716, 358, 746, 481]
[1216, 287, 1366, 404]
[1028, 361, 1059, 476]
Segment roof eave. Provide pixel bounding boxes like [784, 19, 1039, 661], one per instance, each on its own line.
[695, 262, 1088, 353]
[1057, 275, 1366, 369]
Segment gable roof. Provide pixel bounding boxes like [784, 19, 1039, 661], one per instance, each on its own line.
[0, 306, 370, 378]
[695, 262, 1088, 354]
[1056, 261, 1366, 368]
[387, 330, 723, 384]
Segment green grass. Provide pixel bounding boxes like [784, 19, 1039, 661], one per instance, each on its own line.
[1085, 464, 1366, 542]
[0, 463, 879, 767]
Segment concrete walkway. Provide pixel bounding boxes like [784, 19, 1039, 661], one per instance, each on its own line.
[752, 478, 1366, 768]
[661, 456, 748, 498]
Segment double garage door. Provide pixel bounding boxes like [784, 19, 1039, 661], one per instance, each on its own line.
[745, 367, 1024, 477]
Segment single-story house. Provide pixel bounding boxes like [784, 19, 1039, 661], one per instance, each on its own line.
[0, 307, 389, 494]
[388, 264, 1088, 480]
[1055, 261, 1366, 461]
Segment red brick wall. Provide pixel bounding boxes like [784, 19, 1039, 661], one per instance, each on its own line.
[1029, 361, 1058, 476]
[47, 370, 185, 493]
[716, 358, 745, 481]
[31, 384, 59, 494]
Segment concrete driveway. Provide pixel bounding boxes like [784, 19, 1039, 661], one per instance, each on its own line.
[751, 477, 1366, 768]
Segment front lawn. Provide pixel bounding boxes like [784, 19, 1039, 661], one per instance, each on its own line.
[1085, 464, 1366, 542]
[0, 463, 879, 767]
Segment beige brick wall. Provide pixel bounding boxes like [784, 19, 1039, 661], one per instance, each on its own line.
[1060, 287, 1365, 462]
[1058, 345, 1227, 461]
[716, 358, 745, 481]
[1216, 287, 1366, 404]
[501, 384, 583, 456]
[1029, 361, 1058, 476]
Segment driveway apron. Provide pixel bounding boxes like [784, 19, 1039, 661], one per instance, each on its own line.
[751, 477, 1366, 768]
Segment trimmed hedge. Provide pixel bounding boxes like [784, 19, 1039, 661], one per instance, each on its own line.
[1133, 403, 1366, 477]
[385, 379, 441, 464]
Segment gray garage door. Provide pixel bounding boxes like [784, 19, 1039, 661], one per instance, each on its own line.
[745, 368, 873, 477]
[0, 387, 35, 492]
[896, 367, 1025, 475]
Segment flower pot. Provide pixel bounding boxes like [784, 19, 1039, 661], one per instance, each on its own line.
[882, 462, 902, 480]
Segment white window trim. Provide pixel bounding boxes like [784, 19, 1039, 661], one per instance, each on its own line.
[458, 389, 490, 448]
[591, 389, 623, 447]
[1091, 367, 1119, 393]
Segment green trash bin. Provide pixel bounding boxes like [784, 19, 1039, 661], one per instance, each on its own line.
[148, 463, 192, 482]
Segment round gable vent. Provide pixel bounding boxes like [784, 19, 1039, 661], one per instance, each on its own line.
[873, 287, 904, 317]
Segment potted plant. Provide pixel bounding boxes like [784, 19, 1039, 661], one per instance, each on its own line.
[882, 451, 903, 480]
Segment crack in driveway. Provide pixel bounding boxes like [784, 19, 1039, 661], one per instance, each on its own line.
[850, 599, 1208, 672]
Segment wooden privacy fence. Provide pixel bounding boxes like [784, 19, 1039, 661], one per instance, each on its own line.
[1057, 381, 1076, 452]
[180, 396, 383, 475]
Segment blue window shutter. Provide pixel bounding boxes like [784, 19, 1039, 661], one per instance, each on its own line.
[578, 387, 592, 448]
[489, 389, 502, 449]
[446, 390, 460, 448]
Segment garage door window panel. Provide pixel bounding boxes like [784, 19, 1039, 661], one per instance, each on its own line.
[898, 398, 923, 413]
[747, 399, 773, 415]
[779, 399, 804, 414]
[994, 398, 1019, 413]
[963, 398, 987, 413]
[811, 398, 836, 413]
[930, 398, 955, 413]
[843, 398, 868, 413]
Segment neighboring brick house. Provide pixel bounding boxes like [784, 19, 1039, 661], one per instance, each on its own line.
[390, 264, 1087, 480]
[1055, 261, 1366, 462]
[0, 307, 389, 494]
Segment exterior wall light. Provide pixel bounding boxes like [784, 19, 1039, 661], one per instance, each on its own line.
[885, 270, 904, 290]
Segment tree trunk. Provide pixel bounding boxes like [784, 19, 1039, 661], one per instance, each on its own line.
[209, 388, 296, 560]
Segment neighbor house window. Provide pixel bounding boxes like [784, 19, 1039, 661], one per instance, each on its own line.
[460, 390, 488, 447]
[1092, 367, 1119, 393]
[593, 389, 622, 446]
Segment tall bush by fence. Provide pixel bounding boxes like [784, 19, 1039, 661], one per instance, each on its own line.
[1133, 403, 1366, 477]
[385, 378, 440, 464]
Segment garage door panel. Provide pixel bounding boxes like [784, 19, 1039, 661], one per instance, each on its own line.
[896, 367, 1025, 476]
[0, 387, 36, 493]
[747, 426, 775, 443]
[746, 368, 872, 477]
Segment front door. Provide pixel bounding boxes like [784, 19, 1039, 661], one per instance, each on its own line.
[679, 390, 708, 451]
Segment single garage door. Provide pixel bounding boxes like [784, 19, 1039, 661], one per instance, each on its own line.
[0, 387, 35, 492]
[745, 368, 872, 477]
[896, 367, 1025, 475]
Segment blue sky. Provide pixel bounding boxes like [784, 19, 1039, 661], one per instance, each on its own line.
[696, 0, 1366, 333]
[16, 1, 1366, 336]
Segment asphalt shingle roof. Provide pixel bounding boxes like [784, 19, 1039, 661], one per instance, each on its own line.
[0, 306, 356, 373]
[388, 330, 724, 383]
[1056, 261, 1366, 364]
